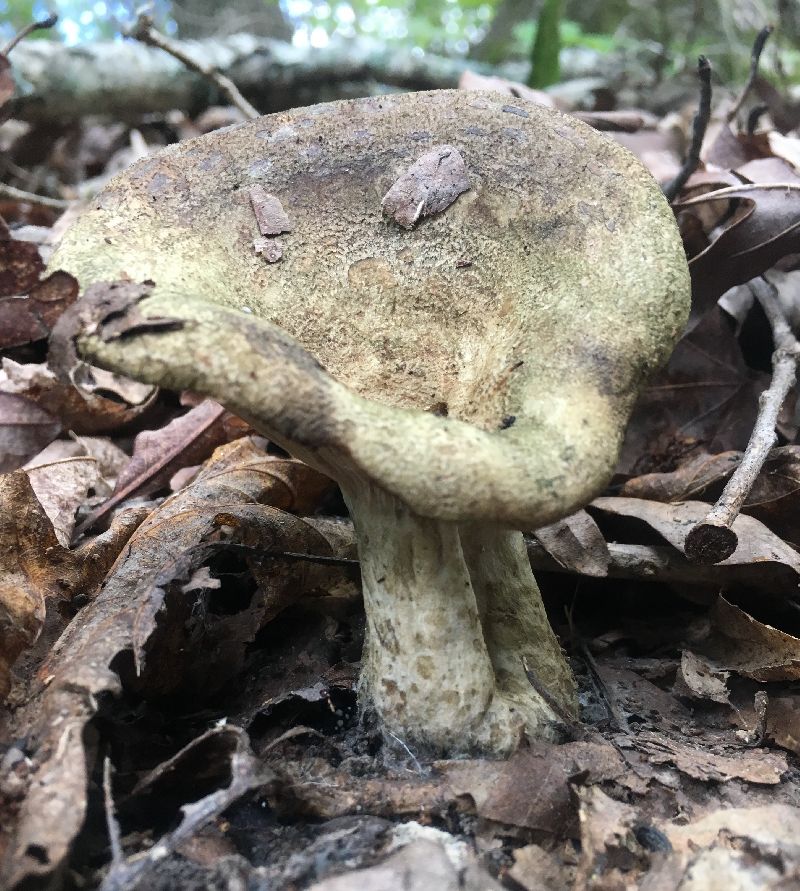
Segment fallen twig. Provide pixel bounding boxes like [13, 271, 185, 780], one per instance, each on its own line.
[663, 56, 712, 203]
[684, 277, 800, 564]
[0, 182, 72, 210]
[726, 25, 773, 124]
[1, 12, 58, 56]
[129, 11, 260, 120]
[102, 757, 124, 868]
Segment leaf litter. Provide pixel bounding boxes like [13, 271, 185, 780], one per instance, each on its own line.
[8, 24, 800, 891]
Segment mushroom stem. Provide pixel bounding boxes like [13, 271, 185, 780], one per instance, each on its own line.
[460, 524, 577, 725]
[342, 480, 575, 755]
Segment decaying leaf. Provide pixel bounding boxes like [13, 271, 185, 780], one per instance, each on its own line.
[76, 399, 250, 535]
[382, 145, 470, 229]
[590, 497, 800, 581]
[675, 650, 730, 704]
[249, 186, 292, 236]
[0, 358, 156, 436]
[704, 596, 800, 683]
[253, 235, 283, 263]
[533, 509, 609, 577]
[0, 391, 61, 472]
[0, 438, 337, 887]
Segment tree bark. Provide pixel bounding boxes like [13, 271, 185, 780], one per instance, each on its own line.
[9, 35, 523, 123]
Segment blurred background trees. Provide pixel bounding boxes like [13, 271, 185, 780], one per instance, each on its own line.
[1, 0, 798, 88]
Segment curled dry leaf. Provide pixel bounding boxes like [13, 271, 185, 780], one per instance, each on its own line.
[533, 509, 609, 577]
[704, 596, 800, 683]
[0, 470, 139, 701]
[76, 399, 250, 536]
[381, 145, 470, 229]
[0, 438, 336, 888]
[0, 270, 79, 349]
[0, 391, 60, 472]
[621, 446, 800, 547]
[1, 358, 156, 436]
[677, 160, 800, 319]
[590, 497, 800, 582]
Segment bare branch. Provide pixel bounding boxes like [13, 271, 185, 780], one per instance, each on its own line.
[727, 25, 773, 124]
[684, 276, 800, 564]
[0, 183, 71, 210]
[129, 12, 260, 121]
[1, 12, 58, 57]
[663, 56, 712, 203]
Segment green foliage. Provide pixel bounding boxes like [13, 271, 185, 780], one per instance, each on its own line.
[528, 0, 562, 87]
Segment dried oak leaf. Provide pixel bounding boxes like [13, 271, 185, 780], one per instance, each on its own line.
[382, 145, 470, 229]
[0, 391, 60, 472]
[0, 438, 337, 888]
[1, 358, 155, 436]
[677, 160, 800, 319]
[617, 307, 766, 474]
[75, 399, 251, 536]
[590, 497, 800, 579]
[533, 509, 609, 577]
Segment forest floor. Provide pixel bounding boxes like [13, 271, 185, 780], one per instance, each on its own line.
[4, 19, 800, 891]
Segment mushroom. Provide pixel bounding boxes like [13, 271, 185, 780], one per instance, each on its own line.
[50, 90, 690, 755]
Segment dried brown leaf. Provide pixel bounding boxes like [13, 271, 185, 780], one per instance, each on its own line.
[382, 145, 470, 229]
[437, 740, 626, 834]
[618, 308, 765, 474]
[77, 400, 250, 535]
[249, 186, 292, 236]
[1, 358, 156, 435]
[534, 509, 609, 577]
[631, 729, 787, 784]
[677, 163, 800, 318]
[1, 439, 338, 887]
[591, 497, 800, 578]
[0, 391, 60, 472]
[0, 237, 44, 297]
[705, 596, 800, 682]
[24, 456, 102, 546]
[621, 446, 800, 547]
